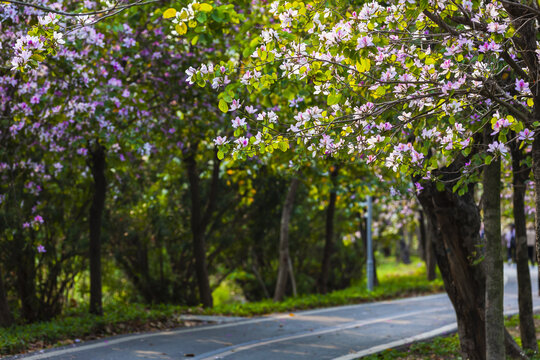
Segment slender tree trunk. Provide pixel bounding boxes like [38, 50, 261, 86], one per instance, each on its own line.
[89, 143, 106, 315]
[274, 177, 300, 302]
[418, 211, 427, 261]
[251, 249, 270, 299]
[511, 141, 537, 351]
[185, 151, 213, 308]
[0, 265, 14, 327]
[318, 166, 339, 294]
[287, 256, 297, 297]
[533, 136, 540, 299]
[422, 210, 437, 281]
[483, 156, 504, 360]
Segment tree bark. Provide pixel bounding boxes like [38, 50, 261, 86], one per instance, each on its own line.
[185, 149, 213, 308]
[532, 136, 540, 300]
[89, 143, 106, 315]
[418, 210, 427, 261]
[318, 166, 339, 294]
[511, 141, 537, 351]
[483, 156, 505, 360]
[274, 177, 300, 302]
[422, 210, 437, 281]
[417, 158, 521, 360]
[0, 265, 14, 327]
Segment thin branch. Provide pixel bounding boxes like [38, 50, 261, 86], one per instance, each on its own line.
[2, 0, 158, 17]
[500, 51, 529, 80]
[423, 10, 460, 36]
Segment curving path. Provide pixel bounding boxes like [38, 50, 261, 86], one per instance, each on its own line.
[7, 264, 539, 360]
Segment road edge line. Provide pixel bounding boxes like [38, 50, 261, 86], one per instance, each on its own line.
[331, 323, 458, 360]
[332, 305, 540, 360]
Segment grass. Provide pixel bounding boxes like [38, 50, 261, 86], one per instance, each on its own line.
[0, 260, 443, 356]
[362, 314, 540, 360]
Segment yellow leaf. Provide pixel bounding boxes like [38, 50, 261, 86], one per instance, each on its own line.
[528, 98, 534, 107]
[163, 8, 177, 19]
[175, 22, 187, 35]
[188, 20, 197, 28]
[198, 3, 213, 12]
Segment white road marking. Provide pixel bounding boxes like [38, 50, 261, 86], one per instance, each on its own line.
[331, 324, 458, 360]
[331, 306, 540, 360]
[17, 294, 448, 360]
[197, 308, 445, 360]
[17, 268, 528, 360]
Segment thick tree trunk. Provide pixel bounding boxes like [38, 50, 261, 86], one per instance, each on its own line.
[418, 166, 521, 360]
[0, 265, 14, 327]
[418, 183, 486, 360]
[511, 142, 537, 351]
[15, 239, 39, 322]
[274, 177, 300, 302]
[318, 166, 339, 294]
[89, 144, 106, 315]
[185, 151, 213, 308]
[483, 157, 505, 360]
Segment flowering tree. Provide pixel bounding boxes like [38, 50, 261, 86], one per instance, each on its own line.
[177, 0, 540, 358]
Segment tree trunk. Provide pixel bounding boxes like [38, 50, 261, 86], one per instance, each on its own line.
[511, 141, 537, 351]
[483, 156, 505, 360]
[318, 166, 339, 294]
[422, 211, 437, 281]
[399, 229, 411, 264]
[0, 265, 14, 327]
[287, 256, 297, 297]
[185, 150, 213, 308]
[89, 143, 106, 316]
[274, 177, 300, 302]
[251, 248, 270, 299]
[15, 241, 39, 322]
[533, 136, 540, 299]
[418, 211, 427, 261]
[417, 162, 521, 360]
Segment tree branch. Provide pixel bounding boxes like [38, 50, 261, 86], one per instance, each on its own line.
[2, 0, 157, 17]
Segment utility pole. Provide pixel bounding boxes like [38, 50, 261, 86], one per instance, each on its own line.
[366, 195, 374, 291]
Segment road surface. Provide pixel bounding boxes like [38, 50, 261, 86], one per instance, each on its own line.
[7, 264, 540, 360]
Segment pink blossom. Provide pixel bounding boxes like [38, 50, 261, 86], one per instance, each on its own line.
[518, 129, 535, 142]
[515, 79, 530, 93]
[214, 136, 229, 145]
[37, 245, 46, 253]
[235, 136, 249, 147]
[231, 116, 247, 128]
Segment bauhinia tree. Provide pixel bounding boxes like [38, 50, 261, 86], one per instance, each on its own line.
[177, 0, 539, 358]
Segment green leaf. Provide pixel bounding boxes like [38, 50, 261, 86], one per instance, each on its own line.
[218, 99, 229, 113]
[196, 12, 207, 23]
[217, 151, 224, 160]
[327, 93, 341, 106]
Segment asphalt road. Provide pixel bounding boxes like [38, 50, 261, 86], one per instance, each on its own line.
[7, 264, 540, 360]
